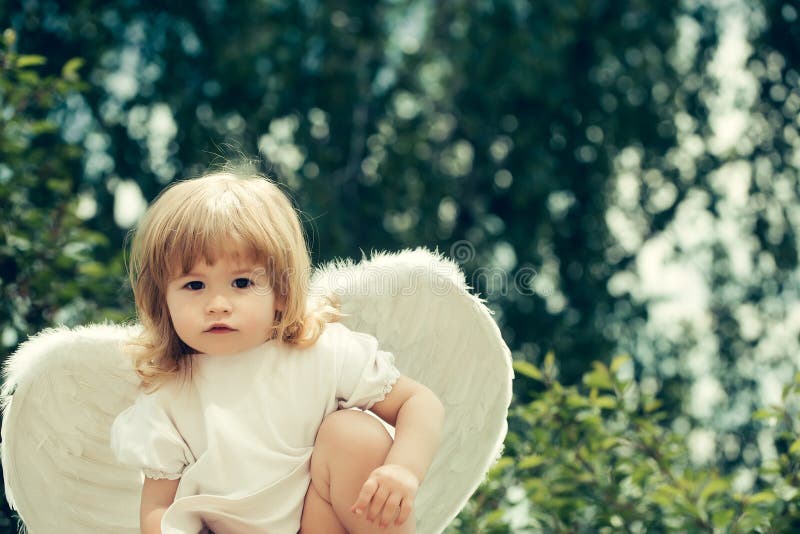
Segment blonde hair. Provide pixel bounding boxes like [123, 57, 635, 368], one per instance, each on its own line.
[128, 171, 340, 390]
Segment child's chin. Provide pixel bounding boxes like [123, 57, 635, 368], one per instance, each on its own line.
[198, 338, 270, 356]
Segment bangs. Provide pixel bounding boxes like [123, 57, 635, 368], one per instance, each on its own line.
[151, 183, 283, 283]
[166, 231, 265, 278]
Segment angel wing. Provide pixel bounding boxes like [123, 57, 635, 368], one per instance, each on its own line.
[311, 248, 513, 534]
[2, 248, 513, 534]
[1, 324, 142, 533]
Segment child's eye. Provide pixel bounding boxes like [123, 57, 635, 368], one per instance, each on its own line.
[184, 281, 204, 290]
[233, 278, 252, 289]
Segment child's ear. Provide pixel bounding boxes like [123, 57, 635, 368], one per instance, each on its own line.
[274, 294, 286, 312]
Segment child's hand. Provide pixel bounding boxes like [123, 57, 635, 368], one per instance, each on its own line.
[351, 463, 419, 528]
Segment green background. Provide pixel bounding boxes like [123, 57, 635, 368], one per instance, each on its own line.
[2, 0, 800, 531]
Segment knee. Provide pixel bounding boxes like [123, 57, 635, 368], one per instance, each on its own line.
[314, 409, 392, 461]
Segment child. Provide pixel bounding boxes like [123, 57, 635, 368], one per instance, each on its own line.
[110, 171, 445, 534]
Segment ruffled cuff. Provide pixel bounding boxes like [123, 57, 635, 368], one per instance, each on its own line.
[143, 468, 183, 481]
[362, 353, 401, 410]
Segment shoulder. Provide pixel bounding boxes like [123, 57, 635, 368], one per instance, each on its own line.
[316, 321, 350, 345]
[278, 322, 377, 368]
[310, 322, 377, 354]
[111, 389, 170, 444]
[150, 375, 190, 404]
[119, 384, 173, 420]
[125, 376, 194, 422]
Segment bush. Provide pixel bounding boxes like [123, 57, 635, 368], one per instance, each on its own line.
[449, 354, 800, 533]
[0, 29, 128, 357]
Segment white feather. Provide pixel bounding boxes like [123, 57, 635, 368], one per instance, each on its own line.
[1, 248, 513, 534]
[1, 324, 142, 533]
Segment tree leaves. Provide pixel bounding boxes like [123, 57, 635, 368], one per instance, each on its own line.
[15, 54, 46, 68]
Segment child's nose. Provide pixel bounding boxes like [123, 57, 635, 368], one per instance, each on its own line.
[206, 294, 231, 314]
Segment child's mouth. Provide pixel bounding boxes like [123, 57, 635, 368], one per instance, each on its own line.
[206, 326, 235, 334]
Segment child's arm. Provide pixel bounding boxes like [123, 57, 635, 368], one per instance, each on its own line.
[140, 477, 179, 534]
[352, 376, 445, 524]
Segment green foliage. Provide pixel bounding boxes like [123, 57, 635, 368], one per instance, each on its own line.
[448, 358, 800, 533]
[0, 29, 129, 356]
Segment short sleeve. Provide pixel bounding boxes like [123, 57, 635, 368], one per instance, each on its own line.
[335, 326, 401, 411]
[110, 392, 193, 480]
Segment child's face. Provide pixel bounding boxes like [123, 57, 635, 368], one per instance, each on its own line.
[165, 255, 282, 355]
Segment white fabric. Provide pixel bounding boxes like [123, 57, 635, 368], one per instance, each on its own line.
[110, 322, 400, 534]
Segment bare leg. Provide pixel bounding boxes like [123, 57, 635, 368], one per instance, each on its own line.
[299, 477, 347, 534]
[299, 410, 416, 534]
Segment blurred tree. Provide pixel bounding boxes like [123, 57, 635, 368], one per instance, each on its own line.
[0, 29, 129, 342]
[395, 1, 680, 387]
[3, 0, 682, 387]
[599, 0, 800, 472]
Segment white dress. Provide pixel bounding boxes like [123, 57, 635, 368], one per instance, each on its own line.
[110, 322, 401, 534]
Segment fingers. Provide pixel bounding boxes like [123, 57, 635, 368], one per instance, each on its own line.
[352, 481, 410, 528]
[367, 486, 390, 522]
[379, 494, 402, 527]
[351, 478, 378, 517]
[351, 466, 418, 527]
[395, 497, 413, 526]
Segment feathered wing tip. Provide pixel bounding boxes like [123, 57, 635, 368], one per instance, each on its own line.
[1, 323, 143, 533]
[310, 247, 473, 313]
[313, 247, 513, 534]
